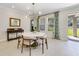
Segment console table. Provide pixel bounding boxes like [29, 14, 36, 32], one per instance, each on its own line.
[7, 28, 24, 41]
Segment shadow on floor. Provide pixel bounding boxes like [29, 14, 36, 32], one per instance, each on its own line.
[68, 36, 79, 42]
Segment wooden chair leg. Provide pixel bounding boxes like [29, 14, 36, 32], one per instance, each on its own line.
[45, 38, 48, 49]
[21, 39, 24, 53]
[42, 39, 44, 54]
[29, 40, 31, 56]
[34, 40, 38, 48]
[17, 39, 20, 48]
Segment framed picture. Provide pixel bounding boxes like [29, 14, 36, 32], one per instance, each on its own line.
[9, 18, 21, 27]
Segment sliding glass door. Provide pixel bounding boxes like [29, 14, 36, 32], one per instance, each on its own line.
[67, 16, 73, 36]
[77, 17, 79, 37]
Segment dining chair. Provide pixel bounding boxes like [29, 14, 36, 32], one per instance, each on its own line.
[36, 37, 48, 54]
[21, 35, 37, 56]
[17, 34, 48, 56]
[17, 35, 22, 48]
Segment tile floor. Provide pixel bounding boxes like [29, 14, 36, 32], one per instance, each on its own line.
[0, 39, 79, 56]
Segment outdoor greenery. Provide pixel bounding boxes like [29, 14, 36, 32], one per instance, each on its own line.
[67, 27, 79, 37]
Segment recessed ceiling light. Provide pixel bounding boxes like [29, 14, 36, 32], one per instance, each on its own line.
[39, 11, 42, 15]
[12, 5, 15, 8]
[27, 7, 30, 10]
[28, 11, 31, 14]
[26, 15, 28, 18]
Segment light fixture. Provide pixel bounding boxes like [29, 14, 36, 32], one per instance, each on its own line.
[26, 3, 34, 18]
[31, 3, 42, 17]
[32, 3, 35, 18]
[26, 3, 41, 19]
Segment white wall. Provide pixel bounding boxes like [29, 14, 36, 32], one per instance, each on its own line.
[0, 6, 30, 41]
[59, 11, 68, 41]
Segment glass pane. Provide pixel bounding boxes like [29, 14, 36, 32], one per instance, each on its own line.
[48, 18, 54, 31]
[39, 17, 45, 31]
[67, 16, 73, 36]
[77, 17, 79, 37]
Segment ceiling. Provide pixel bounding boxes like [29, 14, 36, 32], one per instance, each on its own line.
[0, 3, 77, 16]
